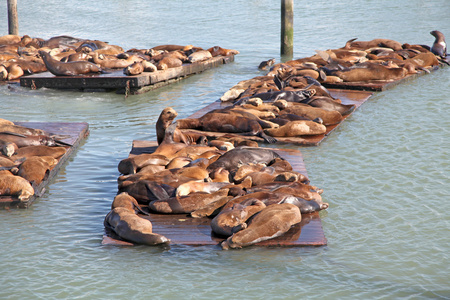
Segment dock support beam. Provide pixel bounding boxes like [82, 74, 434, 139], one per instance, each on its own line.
[7, 0, 19, 35]
[281, 0, 293, 59]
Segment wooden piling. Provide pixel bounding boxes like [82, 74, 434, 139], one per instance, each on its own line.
[7, 0, 19, 35]
[281, 0, 294, 59]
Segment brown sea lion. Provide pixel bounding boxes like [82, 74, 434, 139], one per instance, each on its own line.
[0, 65, 8, 80]
[156, 107, 204, 145]
[0, 34, 22, 45]
[91, 52, 138, 69]
[211, 199, 266, 237]
[264, 120, 327, 137]
[221, 203, 302, 249]
[118, 154, 170, 175]
[0, 132, 65, 148]
[275, 101, 343, 126]
[104, 207, 170, 246]
[0, 172, 35, 200]
[39, 50, 104, 76]
[187, 50, 212, 63]
[17, 156, 57, 185]
[334, 63, 406, 82]
[207, 46, 240, 57]
[344, 38, 403, 51]
[148, 188, 230, 214]
[175, 181, 230, 197]
[10, 145, 66, 160]
[152, 123, 189, 160]
[190, 195, 233, 218]
[156, 55, 183, 70]
[151, 45, 201, 52]
[166, 156, 192, 169]
[111, 192, 149, 215]
[123, 61, 144, 75]
[0, 124, 50, 136]
[0, 156, 16, 168]
[6, 63, 23, 80]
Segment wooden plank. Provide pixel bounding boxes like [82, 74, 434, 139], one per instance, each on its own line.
[178, 88, 374, 146]
[19, 55, 234, 94]
[103, 140, 327, 247]
[0, 122, 89, 209]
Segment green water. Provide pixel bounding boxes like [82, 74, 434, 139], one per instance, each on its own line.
[0, 0, 449, 299]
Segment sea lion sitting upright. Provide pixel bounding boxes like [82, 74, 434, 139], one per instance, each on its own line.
[39, 50, 105, 76]
[430, 30, 447, 58]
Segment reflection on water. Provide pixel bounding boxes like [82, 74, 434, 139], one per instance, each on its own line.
[1, 0, 449, 298]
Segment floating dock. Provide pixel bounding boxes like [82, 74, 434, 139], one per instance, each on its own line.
[19, 55, 235, 95]
[0, 122, 89, 209]
[102, 140, 327, 247]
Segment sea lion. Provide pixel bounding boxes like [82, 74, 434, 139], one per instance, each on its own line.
[166, 156, 192, 169]
[155, 107, 204, 145]
[430, 30, 447, 58]
[118, 154, 170, 175]
[258, 58, 276, 70]
[111, 192, 149, 215]
[148, 188, 230, 214]
[221, 203, 302, 249]
[118, 179, 173, 204]
[0, 172, 35, 200]
[91, 52, 138, 69]
[0, 156, 16, 168]
[123, 61, 144, 75]
[264, 120, 327, 137]
[211, 199, 266, 237]
[187, 50, 212, 63]
[17, 156, 57, 185]
[0, 34, 22, 45]
[39, 50, 105, 76]
[6, 63, 23, 80]
[175, 181, 229, 197]
[0, 132, 67, 148]
[235, 89, 316, 105]
[176, 112, 277, 144]
[275, 101, 344, 126]
[10, 145, 66, 160]
[207, 46, 240, 57]
[0, 140, 18, 157]
[333, 63, 406, 82]
[104, 207, 170, 246]
[156, 55, 183, 70]
[0, 124, 50, 136]
[207, 147, 282, 174]
[152, 123, 189, 160]
[190, 195, 233, 218]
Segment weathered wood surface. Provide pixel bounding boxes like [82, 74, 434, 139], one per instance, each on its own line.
[178, 88, 374, 146]
[102, 140, 327, 247]
[19, 55, 234, 94]
[0, 122, 90, 209]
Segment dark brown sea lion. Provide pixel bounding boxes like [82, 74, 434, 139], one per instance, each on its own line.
[211, 199, 266, 237]
[0, 172, 34, 200]
[39, 50, 104, 76]
[221, 203, 302, 249]
[207, 147, 282, 174]
[258, 58, 276, 70]
[430, 30, 447, 58]
[148, 188, 230, 214]
[17, 156, 57, 185]
[118, 179, 173, 204]
[104, 207, 170, 246]
[176, 112, 277, 144]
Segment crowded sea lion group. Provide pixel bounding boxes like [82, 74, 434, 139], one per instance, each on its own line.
[1, 31, 447, 248]
[0, 118, 69, 201]
[0, 34, 239, 80]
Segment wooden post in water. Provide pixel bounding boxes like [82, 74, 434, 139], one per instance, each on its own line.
[7, 0, 19, 35]
[281, 0, 293, 59]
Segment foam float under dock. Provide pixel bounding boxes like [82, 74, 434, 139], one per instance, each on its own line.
[102, 140, 327, 247]
[0, 122, 89, 209]
[19, 55, 235, 95]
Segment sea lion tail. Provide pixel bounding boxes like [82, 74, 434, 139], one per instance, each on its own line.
[344, 38, 358, 49]
[259, 132, 277, 144]
[54, 139, 73, 147]
[133, 203, 150, 216]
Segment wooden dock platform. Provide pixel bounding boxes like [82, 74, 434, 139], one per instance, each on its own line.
[102, 140, 327, 247]
[178, 88, 374, 146]
[19, 55, 235, 95]
[0, 122, 89, 209]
